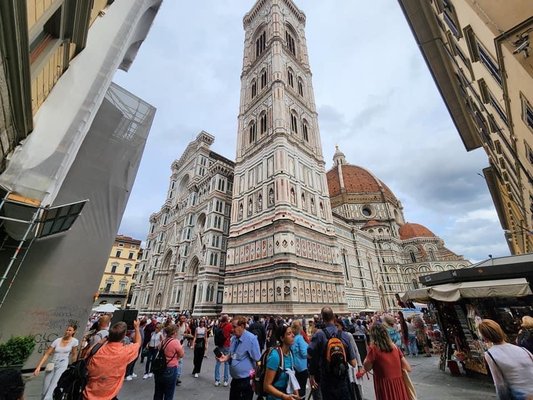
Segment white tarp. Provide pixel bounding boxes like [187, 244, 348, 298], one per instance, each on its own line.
[401, 278, 533, 303]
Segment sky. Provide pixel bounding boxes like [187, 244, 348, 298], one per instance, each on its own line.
[114, 1, 510, 263]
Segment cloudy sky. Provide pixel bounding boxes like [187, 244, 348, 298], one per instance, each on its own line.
[114, 1, 510, 263]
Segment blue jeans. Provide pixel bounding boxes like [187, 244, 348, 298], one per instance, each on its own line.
[153, 366, 178, 400]
[408, 334, 418, 356]
[176, 358, 183, 378]
[215, 346, 229, 382]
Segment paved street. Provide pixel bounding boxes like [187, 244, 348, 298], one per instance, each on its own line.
[25, 336, 497, 399]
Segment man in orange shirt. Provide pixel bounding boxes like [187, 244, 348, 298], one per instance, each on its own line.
[83, 320, 141, 399]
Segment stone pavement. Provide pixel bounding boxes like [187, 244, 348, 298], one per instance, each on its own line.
[25, 337, 497, 399]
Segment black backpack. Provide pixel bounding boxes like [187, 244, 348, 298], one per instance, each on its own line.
[214, 324, 226, 347]
[150, 339, 173, 375]
[53, 341, 104, 400]
[253, 347, 285, 399]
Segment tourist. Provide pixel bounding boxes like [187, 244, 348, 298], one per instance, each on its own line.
[34, 324, 79, 400]
[143, 323, 163, 379]
[153, 324, 184, 400]
[516, 315, 533, 354]
[0, 369, 25, 400]
[479, 319, 533, 399]
[192, 319, 209, 377]
[290, 320, 309, 399]
[363, 324, 411, 400]
[214, 314, 232, 387]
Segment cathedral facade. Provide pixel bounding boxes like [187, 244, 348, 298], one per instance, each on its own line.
[131, 0, 469, 316]
[131, 132, 234, 315]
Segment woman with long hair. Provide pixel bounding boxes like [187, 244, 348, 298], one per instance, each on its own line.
[263, 324, 300, 400]
[192, 319, 209, 377]
[479, 319, 533, 399]
[516, 315, 533, 354]
[143, 323, 163, 379]
[153, 324, 185, 400]
[363, 324, 411, 400]
[34, 324, 79, 400]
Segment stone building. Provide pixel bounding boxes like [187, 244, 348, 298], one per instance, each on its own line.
[94, 235, 142, 309]
[398, 0, 533, 254]
[131, 132, 234, 316]
[328, 147, 469, 312]
[222, 0, 347, 316]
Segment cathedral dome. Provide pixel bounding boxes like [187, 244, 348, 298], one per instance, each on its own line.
[326, 164, 399, 205]
[399, 223, 436, 240]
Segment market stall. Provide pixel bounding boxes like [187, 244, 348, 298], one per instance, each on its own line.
[402, 273, 533, 376]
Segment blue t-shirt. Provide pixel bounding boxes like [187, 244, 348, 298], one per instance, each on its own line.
[266, 348, 294, 400]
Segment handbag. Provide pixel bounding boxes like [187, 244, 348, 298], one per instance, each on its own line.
[402, 369, 417, 400]
[45, 362, 55, 372]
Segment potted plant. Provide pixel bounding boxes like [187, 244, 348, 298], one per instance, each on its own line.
[0, 335, 36, 369]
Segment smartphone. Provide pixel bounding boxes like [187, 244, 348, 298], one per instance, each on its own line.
[213, 347, 223, 358]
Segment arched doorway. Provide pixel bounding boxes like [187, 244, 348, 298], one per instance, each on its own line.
[183, 257, 199, 312]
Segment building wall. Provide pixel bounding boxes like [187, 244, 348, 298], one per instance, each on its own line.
[398, 0, 533, 254]
[131, 132, 234, 316]
[95, 235, 142, 308]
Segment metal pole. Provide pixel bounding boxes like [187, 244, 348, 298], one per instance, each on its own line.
[0, 207, 40, 308]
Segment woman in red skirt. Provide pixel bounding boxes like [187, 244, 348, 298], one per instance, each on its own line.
[364, 324, 412, 400]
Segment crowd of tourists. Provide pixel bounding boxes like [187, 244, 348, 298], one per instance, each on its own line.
[1, 309, 532, 400]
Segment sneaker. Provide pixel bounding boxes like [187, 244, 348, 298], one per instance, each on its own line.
[148, 373, 154, 378]
[215, 381, 220, 387]
[176, 379, 182, 386]
[143, 373, 149, 379]
[194, 373, 199, 378]
[132, 373, 137, 378]
[125, 375, 133, 381]
[223, 381, 228, 387]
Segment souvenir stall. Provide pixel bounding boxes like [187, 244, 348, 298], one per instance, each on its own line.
[402, 275, 533, 376]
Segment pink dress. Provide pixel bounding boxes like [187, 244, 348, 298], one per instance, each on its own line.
[366, 344, 409, 400]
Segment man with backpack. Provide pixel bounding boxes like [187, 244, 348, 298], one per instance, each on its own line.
[83, 320, 141, 399]
[214, 314, 233, 387]
[308, 307, 358, 400]
[248, 315, 267, 351]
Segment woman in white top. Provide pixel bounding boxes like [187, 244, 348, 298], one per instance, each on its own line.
[144, 323, 163, 379]
[479, 319, 533, 400]
[34, 324, 79, 400]
[192, 319, 209, 377]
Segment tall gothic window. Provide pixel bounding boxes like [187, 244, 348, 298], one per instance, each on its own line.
[249, 120, 257, 143]
[409, 250, 417, 263]
[251, 79, 257, 99]
[302, 120, 309, 142]
[260, 112, 267, 135]
[287, 68, 294, 87]
[290, 111, 298, 134]
[260, 69, 267, 89]
[298, 78, 304, 96]
[256, 31, 266, 57]
[285, 30, 296, 55]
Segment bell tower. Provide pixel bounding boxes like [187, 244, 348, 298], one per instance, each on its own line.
[223, 0, 347, 315]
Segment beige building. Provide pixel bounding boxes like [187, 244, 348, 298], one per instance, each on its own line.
[398, 0, 533, 254]
[95, 235, 142, 309]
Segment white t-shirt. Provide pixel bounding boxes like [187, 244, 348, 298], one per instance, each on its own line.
[149, 331, 163, 348]
[485, 343, 533, 397]
[51, 337, 79, 362]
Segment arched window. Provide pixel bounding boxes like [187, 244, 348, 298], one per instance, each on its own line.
[409, 250, 416, 263]
[249, 120, 257, 143]
[287, 68, 294, 87]
[285, 29, 296, 56]
[260, 69, 267, 89]
[302, 119, 309, 142]
[255, 30, 266, 58]
[251, 79, 257, 99]
[290, 111, 298, 134]
[260, 112, 267, 135]
[298, 78, 304, 96]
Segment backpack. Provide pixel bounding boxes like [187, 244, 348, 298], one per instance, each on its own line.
[214, 323, 226, 347]
[53, 341, 104, 400]
[253, 347, 284, 399]
[150, 338, 173, 375]
[323, 329, 348, 378]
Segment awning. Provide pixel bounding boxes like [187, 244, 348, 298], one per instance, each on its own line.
[401, 278, 533, 303]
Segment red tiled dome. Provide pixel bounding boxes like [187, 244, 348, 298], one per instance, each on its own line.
[399, 223, 435, 240]
[326, 165, 398, 203]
